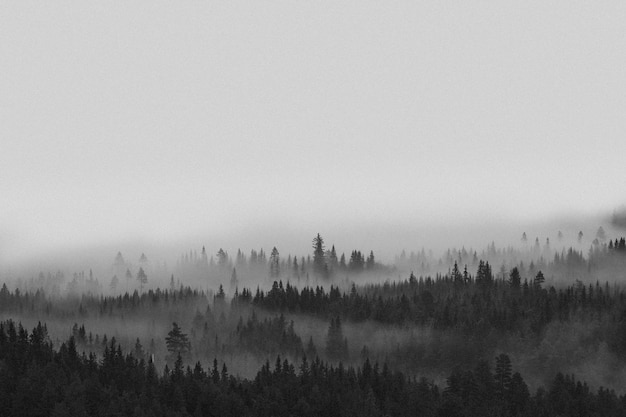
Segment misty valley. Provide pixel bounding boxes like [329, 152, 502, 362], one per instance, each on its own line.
[2, 231, 626, 416]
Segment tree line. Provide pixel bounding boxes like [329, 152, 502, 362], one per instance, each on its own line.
[1, 319, 625, 417]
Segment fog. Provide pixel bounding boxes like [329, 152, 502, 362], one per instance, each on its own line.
[1, 207, 619, 282]
[2, 1, 626, 267]
[2, 2, 626, 410]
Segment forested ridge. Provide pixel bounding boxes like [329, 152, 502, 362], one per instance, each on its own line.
[2, 233, 626, 415]
[4, 259, 626, 364]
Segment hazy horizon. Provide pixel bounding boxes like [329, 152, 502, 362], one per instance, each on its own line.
[2, 1, 625, 265]
[1, 208, 620, 273]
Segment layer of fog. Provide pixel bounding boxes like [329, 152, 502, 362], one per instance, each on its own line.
[2, 208, 621, 286]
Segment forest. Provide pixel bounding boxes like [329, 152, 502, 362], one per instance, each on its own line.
[2, 230, 626, 416]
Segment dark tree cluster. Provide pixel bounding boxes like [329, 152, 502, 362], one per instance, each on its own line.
[6, 255, 626, 380]
[235, 312, 304, 360]
[1, 319, 625, 417]
[242, 267, 617, 332]
[0, 284, 209, 321]
[325, 316, 349, 362]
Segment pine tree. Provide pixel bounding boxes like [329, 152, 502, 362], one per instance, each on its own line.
[312, 234, 327, 278]
[292, 257, 299, 278]
[136, 267, 148, 292]
[494, 354, 512, 398]
[534, 271, 545, 290]
[270, 247, 280, 278]
[325, 316, 348, 361]
[476, 261, 493, 288]
[211, 358, 220, 383]
[366, 251, 375, 270]
[114, 252, 125, 269]
[109, 275, 119, 293]
[134, 338, 145, 361]
[230, 268, 239, 294]
[451, 262, 462, 283]
[125, 268, 132, 292]
[508, 267, 521, 289]
[329, 245, 338, 271]
[165, 322, 191, 362]
[306, 336, 317, 359]
[216, 248, 229, 268]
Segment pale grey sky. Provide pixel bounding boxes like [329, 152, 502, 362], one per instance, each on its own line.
[1, 1, 625, 261]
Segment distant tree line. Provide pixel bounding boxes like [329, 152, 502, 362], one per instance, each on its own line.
[10, 234, 626, 298]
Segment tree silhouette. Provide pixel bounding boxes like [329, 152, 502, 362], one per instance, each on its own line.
[508, 267, 521, 289]
[230, 268, 239, 294]
[109, 275, 118, 293]
[494, 354, 512, 398]
[136, 267, 147, 292]
[125, 268, 132, 292]
[216, 248, 229, 269]
[270, 247, 280, 278]
[534, 270, 545, 289]
[312, 234, 327, 278]
[165, 322, 190, 362]
[366, 251, 375, 270]
[325, 316, 348, 361]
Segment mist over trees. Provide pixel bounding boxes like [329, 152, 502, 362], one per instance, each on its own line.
[3, 230, 626, 415]
[612, 207, 626, 229]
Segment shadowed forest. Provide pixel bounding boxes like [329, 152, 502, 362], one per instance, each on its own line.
[2, 230, 626, 416]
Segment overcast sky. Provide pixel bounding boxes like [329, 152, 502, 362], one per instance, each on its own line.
[1, 1, 625, 261]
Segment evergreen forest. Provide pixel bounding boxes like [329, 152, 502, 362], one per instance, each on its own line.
[2, 230, 626, 416]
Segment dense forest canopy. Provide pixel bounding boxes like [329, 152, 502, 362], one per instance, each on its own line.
[2, 319, 625, 416]
[2, 231, 626, 415]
